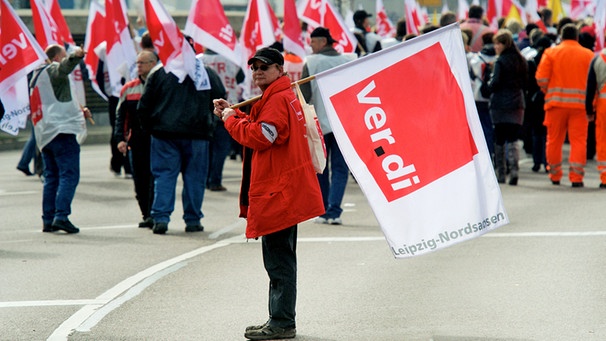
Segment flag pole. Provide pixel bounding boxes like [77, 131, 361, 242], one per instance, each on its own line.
[230, 75, 316, 109]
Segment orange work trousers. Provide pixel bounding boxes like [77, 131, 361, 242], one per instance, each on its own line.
[544, 107, 588, 183]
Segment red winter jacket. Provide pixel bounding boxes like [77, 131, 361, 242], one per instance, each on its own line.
[224, 76, 325, 238]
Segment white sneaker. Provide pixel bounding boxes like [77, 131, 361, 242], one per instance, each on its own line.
[327, 217, 342, 225]
[314, 217, 328, 224]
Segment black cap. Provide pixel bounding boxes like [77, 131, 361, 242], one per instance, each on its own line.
[353, 10, 372, 23]
[247, 47, 284, 66]
[310, 27, 336, 44]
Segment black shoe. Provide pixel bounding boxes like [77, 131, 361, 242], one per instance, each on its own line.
[42, 223, 58, 233]
[245, 321, 269, 332]
[51, 220, 79, 234]
[571, 182, 584, 188]
[551, 180, 560, 185]
[17, 166, 33, 176]
[209, 185, 227, 191]
[185, 224, 204, 233]
[531, 165, 540, 172]
[600, 184, 606, 189]
[138, 217, 154, 228]
[244, 324, 296, 340]
[508, 177, 518, 186]
[152, 222, 168, 234]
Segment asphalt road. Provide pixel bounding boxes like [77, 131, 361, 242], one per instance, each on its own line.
[1, 144, 605, 341]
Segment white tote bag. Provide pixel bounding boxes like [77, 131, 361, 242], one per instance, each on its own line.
[295, 84, 327, 174]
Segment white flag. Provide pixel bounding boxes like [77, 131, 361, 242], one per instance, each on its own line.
[313, 24, 508, 258]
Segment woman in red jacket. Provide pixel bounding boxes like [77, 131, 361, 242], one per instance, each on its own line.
[214, 47, 324, 340]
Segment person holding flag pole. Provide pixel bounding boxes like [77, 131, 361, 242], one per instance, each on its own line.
[214, 47, 324, 340]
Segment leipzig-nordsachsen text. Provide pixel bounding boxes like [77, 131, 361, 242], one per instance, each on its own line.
[391, 212, 506, 256]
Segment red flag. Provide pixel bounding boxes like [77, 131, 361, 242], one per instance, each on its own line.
[144, 0, 211, 90]
[83, 0, 107, 100]
[297, 0, 357, 54]
[282, 0, 306, 58]
[0, 0, 47, 94]
[184, 0, 241, 66]
[486, 0, 500, 29]
[240, 0, 278, 64]
[0, 0, 47, 135]
[30, 0, 86, 105]
[313, 26, 507, 258]
[376, 0, 396, 38]
[105, 0, 137, 97]
[405, 0, 423, 35]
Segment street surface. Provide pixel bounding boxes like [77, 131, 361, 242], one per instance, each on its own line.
[1, 144, 605, 341]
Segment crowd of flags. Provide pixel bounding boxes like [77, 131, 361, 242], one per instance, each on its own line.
[2, 0, 606, 136]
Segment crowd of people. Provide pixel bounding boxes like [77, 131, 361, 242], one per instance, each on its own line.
[6, 5, 606, 339]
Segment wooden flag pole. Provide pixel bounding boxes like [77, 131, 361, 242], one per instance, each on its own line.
[229, 75, 316, 109]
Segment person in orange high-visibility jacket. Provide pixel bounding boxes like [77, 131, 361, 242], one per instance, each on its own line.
[536, 24, 594, 187]
[586, 50, 606, 188]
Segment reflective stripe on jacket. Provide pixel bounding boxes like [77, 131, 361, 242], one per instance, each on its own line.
[536, 40, 594, 110]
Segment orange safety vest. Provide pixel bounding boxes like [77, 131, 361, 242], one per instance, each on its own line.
[536, 40, 594, 111]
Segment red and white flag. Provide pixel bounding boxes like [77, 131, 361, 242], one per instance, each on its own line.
[282, 0, 307, 58]
[313, 25, 508, 258]
[184, 0, 241, 66]
[144, 0, 211, 90]
[83, 0, 107, 100]
[30, 0, 86, 106]
[105, 0, 137, 97]
[30, 0, 75, 49]
[298, 0, 357, 54]
[570, 0, 596, 20]
[0, 0, 48, 135]
[457, 0, 470, 20]
[405, 0, 426, 35]
[240, 0, 279, 65]
[376, 0, 396, 38]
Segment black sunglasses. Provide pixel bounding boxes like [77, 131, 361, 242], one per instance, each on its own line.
[251, 64, 272, 72]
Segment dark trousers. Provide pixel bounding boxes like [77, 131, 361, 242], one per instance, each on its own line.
[262, 225, 298, 329]
[109, 96, 131, 175]
[128, 131, 154, 219]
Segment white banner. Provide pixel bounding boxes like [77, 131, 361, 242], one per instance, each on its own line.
[314, 24, 508, 258]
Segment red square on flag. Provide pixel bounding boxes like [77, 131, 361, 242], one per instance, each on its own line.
[329, 43, 478, 202]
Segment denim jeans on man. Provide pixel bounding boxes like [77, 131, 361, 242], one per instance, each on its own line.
[317, 133, 348, 219]
[41, 133, 80, 225]
[207, 122, 231, 188]
[150, 137, 209, 226]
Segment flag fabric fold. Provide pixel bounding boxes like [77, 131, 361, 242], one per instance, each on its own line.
[282, 0, 307, 58]
[184, 0, 242, 66]
[144, 0, 210, 91]
[376, 0, 396, 38]
[83, 0, 107, 101]
[31, 0, 86, 105]
[297, 0, 357, 54]
[0, 0, 48, 135]
[105, 0, 137, 97]
[312, 24, 508, 258]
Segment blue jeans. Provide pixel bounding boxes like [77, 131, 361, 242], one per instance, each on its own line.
[317, 133, 348, 219]
[41, 134, 80, 224]
[17, 125, 43, 174]
[150, 137, 209, 225]
[207, 123, 231, 187]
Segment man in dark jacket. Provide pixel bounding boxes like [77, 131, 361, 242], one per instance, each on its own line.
[138, 50, 225, 234]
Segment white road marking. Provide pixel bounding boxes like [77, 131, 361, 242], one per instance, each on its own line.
[0, 230, 602, 340]
[0, 190, 39, 196]
[208, 218, 246, 239]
